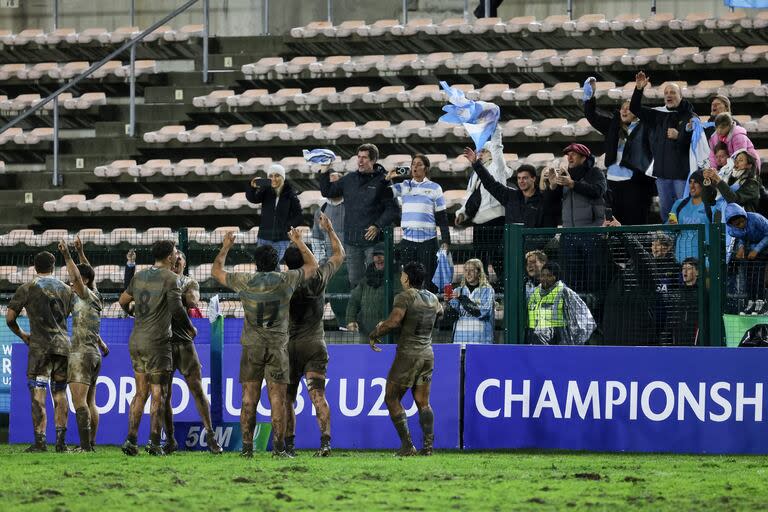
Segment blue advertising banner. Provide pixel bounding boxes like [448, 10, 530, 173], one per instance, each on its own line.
[0, 318, 26, 413]
[11, 338, 461, 450]
[464, 345, 768, 454]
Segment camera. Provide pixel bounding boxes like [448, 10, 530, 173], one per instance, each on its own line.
[395, 166, 410, 176]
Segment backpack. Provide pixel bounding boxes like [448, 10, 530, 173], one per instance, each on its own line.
[739, 324, 768, 347]
[675, 196, 713, 223]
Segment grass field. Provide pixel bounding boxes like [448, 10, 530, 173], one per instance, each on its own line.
[1, 446, 766, 511]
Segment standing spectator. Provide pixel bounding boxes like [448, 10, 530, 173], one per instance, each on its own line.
[524, 250, 547, 300]
[630, 71, 696, 220]
[583, 76, 655, 225]
[708, 113, 761, 171]
[246, 164, 304, 261]
[447, 259, 495, 344]
[385, 154, 451, 292]
[668, 171, 712, 263]
[319, 144, 399, 288]
[526, 262, 596, 345]
[726, 203, 768, 305]
[666, 257, 701, 345]
[454, 129, 511, 289]
[541, 143, 607, 292]
[703, 149, 761, 212]
[310, 168, 345, 263]
[705, 95, 732, 138]
[345, 250, 402, 340]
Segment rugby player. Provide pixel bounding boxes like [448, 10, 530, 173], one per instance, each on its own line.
[6, 250, 74, 452]
[369, 262, 441, 456]
[58, 238, 110, 452]
[212, 228, 317, 458]
[125, 250, 222, 454]
[283, 213, 345, 457]
[119, 240, 196, 456]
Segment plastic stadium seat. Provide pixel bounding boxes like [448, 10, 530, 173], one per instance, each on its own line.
[276, 156, 308, 174]
[327, 20, 366, 38]
[115, 60, 157, 77]
[111, 194, 153, 212]
[499, 16, 535, 33]
[143, 25, 173, 42]
[328, 86, 369, 104]
[656, 47, 698, 65]
[7, 94, 41, 111]
[474, 83, 508, 102]
[165, 24, 204, 41]
[93, 265, 123, 286]
[0, 30, 11, 45]
[537, 82, 579, 101]
[240, 157, 272, 175]
[517, 49, 557, 67]
[210, 227, 240, 245]
[1, 229, 35, 246]
[669, 12, 710, 30]
[425, 154, 447, 170]
[294, 87, 336, 105]
[502, 119, 534, 137]
[504, 83, 545, 102]
[16, 62, 57, 80]
[363, 85, 405, 104]
[443, 190, 466, 208]
[163, 158, 203, 177]
[145, 193, 188, 212]
[144, 125, 184, 143]
[729, 80, 764, 98]
[0, 266, 19, 284]
[203, 158, 240, 176]
[414, 52, 453, 71]
[344, 54, 385, 73]
[489, 50, 523, 69]
[42, 93, 75, 111]
[627, 48, 664, 66]
[425, 17, 466, 35]
[599, 14, 640, 31]
[687, 80, 725, 99]
[315, 121, 356, 142]
[390, 18, 433, 36]
[88, 60, 122, 79]
[563, 14, 605, 32]
[259, 88, 302, 106]
[733, 45, 768, 64]
[16, 128, 54, 145]
[51, 61, 90, 80]
[99, 26, 138, 44]
[276, 122, 319, 141]
[741, 11, 768, 29]
[104, 228, 138, 245]
[77, 194, 121, 213]
[384, 120, 426, 139]
[467, 17, 502, 34]
[244, 123, 288, 142]
[177, 125, 219, 143]
[308, 56, 350, 74]
[356, 19, 398, 36]
[63, 92, 107, 110]
[633, 12, 673, 30]
[446, 51, 490, 70]
[377, 54, 418, 72]
[528, 15, 569, 32]
[179, 192, 222, 211]
[38, 28, 77, 45]
[214, 192, 247, 210]
[342, 121, 386, 140]
[10, 28, 44, 45]
[418, 121, 453, 139]
[193, 90, 235, 108]
[561, 118, 594, 137]
[43, 194, 86, 213]
[526, 118, 569, 137]
[241, 57, 283, 76]
[226, 89, 268, 107]
[0, 128, 23, 145]
[396, 85, 438, 103]
[274, 56, 317, 75]
[210, 124, 251, 143]
[297, 190, 325, 210]
[694, 46, 737, 65]
[705, 11, 745, 30]
[551, 49, 593, 67]
[33, 229, 68, 247]
[450, 156, 472, 174]
[94, 159, 135, 178]
[75, 27, 109, 43]
[0, 64, 27, 80]
[290, 20, 332, 38]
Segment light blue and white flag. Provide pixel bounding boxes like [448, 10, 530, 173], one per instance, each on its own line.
[303, 148, 337, 164]
[432, 248, 454, 290]
[438, 81, 500, 150]
[683, 116, 714, 198]
[724, 0, 768, 8]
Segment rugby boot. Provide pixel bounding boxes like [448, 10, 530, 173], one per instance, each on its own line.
[163, 438, 179, 455]
[55, 427, 69, 453]
[285, 435, 297, 457]
[419, 434, 434, 456]
[205, 429, 223, 455]
[145, 442, 165, 456]
[240, 443, 254, 459]
[314, 435, 331, 457]
[24, 433, 47, 452]
[76, 408, 93, 452]
[272, 450, 294, 459]
[395, 444, 418, 457]
[121, 438, 139, 456]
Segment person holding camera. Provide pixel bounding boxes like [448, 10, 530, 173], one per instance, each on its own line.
[246, 164, 304, 261]
[385, 154, 451, 292]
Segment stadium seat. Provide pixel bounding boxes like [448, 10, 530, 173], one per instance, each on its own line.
[598, 14, 640, 31]
[705, 11, 745, 29]
[502, 119, 533, 137]
[0, 128, 22, 145]
[624, 48, 664, 66]
[472, 83, 508, 102]
[15, 127, 54, 145]
[356, 19, 398, 37]
[326, 20, 366, 37]
[63, 92, 107, 110]
[395, 85, 438, 103]
[467, 17, 502, 34]
[179, 192, 223, 211]
[0, 64, 27, 80]
[562, 14, 605, 32]
[313, 121, 356, 141]
[693, 46, 736, 64]
[516, 49, 557, 67]
[6, 93, 41, 110]
[669, 12, 710, 30]
[390, 18, 433, 36]
[527, 15, 569, 32]
[143, 25, 173, 42]
[417, 121, 452, 139]
[106, 227, 138, 244]
[278, 156, 311, 174]
[10, 28, 44, 45]
[204, 158, 240, 176]
[94, 159, 135, 178]
[17, 62, 58, 80]
[524, 118, 568, 137]
[347, 121, 390, 140]
[0, 266, 19, 284]
[164, 24, 205, 41]
[443, 190, 466, 209]
[632, 12, 673, 30]
[343, 54, 385, 73]
[42, 94, 77, 111]
[687, 80, 725, 98]
[226, 88, 268, 107]
[584, 48, 629, 67]
[0, 229, 35, 246]
[88, 60, 122, 79]
[127, 159, 170, 178]
[384, 120, 425, 139]
[43, 194, 86, 213]
[297, 190, 325, 210]
[426, 18, 466, 36]
[209, 227, 240, 245]
[76, 194, 121, 213]
[729, 79, 764, 97]
[241, 57, 283, 76]
[290, 20, 332, 38]
[446, 51, 490, 70]
[259, 88, 302, 106]
[294, 87, 337, 105]
[192, 90, 236, 108]
[328, 86, 369, 104]
[657, 47, 698, 65]
[145, 193, 188, 212]
[308, 56, 350, 74]
[551, 49, 593, 67]
[732, 45, 768, 64]
[415, 52, 453, 71]
[240, 157, 272, 175]
[537, 82, 579, 101]
[503, 83, 545, 102]
[210, 124, 251, 142]
[35, 27, 76, 45]
[115, 60, 158, 77]
[75, 27, 109, 43]
[77, 228, 105, 245]
[99, 26, 139, 44]
[32, 229, 68, 247]
[377, 54, 418, 73]
[144, 125, 185, 143]
[176, 125, 219, 143]
[111, 194, 153, 212]
[561, 118, 595, 137]
[363, 85, 405, 104]
[274, 56, 317, 75]
[214, 192, 252, 210]
[244, 123, 288, 141]
[741, 10, 768, 29]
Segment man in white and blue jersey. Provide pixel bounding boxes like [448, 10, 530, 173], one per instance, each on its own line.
[386, 154, 451, 292]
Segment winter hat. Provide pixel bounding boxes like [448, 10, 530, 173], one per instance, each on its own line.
[689, 170, 705, 185]
[562, 143, 591, 157]
[268, 164, 286, 179]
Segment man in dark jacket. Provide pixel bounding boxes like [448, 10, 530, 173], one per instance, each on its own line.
[246, 164, 304, 261]
[630, 71, 696, 221]
[319, 144, 400, 288]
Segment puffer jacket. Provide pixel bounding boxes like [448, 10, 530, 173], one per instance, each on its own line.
[584, 95, 653, 173]
[547, 155, 607, 227]
[245, 180, 304, 241]
[708, 125, 761, 170]
[725, 203, 768, 255]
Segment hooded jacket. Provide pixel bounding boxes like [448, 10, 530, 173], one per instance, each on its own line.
[725, 203, 768, 255]
[546, 154, 607, 227]
[708, 125, 761, 170]
[630, 87, 695, 180]
[584, 96, 653, 173]
[319, 163, 400, 246]
[245, 180, 304, 241]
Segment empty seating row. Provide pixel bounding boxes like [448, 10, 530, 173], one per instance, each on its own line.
[0, 127, 54, 145]
[289, 11, 768, 39]
[0, 92, 106, 111]
[0, 24, 204, 46]
[0, 60, 158, 81]
[201, 79, 768, 110]
[241, 46, 768, 78]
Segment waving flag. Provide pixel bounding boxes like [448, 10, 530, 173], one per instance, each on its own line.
[438, 81, 500, 150]
[303, 148, 337, 165]
[683, 117, 715, 198]
[432, 248, 454, 290]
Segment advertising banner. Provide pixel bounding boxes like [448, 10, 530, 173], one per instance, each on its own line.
[11, 332, 461, 450]
[464, 345, 768, 454]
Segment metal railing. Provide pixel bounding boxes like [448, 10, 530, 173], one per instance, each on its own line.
[0, 0, 210, 186]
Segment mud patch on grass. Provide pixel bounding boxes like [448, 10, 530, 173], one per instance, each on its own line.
[232, 476, 255, 484]
[275, 492, 293, 502]
[527, 497, 546, 504]
[574, 473, 601, 480]
[623, 476, 644, 483]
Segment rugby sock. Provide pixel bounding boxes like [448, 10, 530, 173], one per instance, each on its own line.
[273, 438, 286, 453]
[320, 434, 331, 447]
[55, 427, 66, 445]
[34, 432, 46, 447]
[127, 434, 138, 446]
[285, 435, 296, 451]
[419, 408, 434, 450]
[391, 413, 412, 447]
[150, 432, 161, 447]
[76, 407, 92, 451]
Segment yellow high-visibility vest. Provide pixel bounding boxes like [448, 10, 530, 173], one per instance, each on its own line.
[528, 282, 566, 329]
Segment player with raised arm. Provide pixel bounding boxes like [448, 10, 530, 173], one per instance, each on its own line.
[283, 213, 345, 457]
[369, 262, 442, 456]
[58, 238, 109, 452]
[118, 240, 195, 456]
[212, 228, 317, 458]
[125, 249, 222, 454]
[6, 251, 74, 452]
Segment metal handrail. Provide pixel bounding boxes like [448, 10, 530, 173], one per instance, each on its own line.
[0, 0, 209, 185]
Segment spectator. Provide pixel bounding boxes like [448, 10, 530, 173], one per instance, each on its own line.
[666, 257, 700, 345]
[474, 0, 503, 17]
[310, 168, 345, 263]
[542, 143, 607, 292]
[668, 171, 712, 263]
[345, 250, 402, 339]
[454, 129, 510, 290]
[703, 149, 761, 212]
[630, 71, 696, 220]
[708, 112, 761, 171]
[447, 259, 495, 344]
[385, 154, 451, 293]
[526, 262, 596, 345]
[319, 144, 400, 288]
[705, 95, 731, 138]
[726, 203, 768, 304]
[461, 148, 560, 228]
[713, 142, 731, 171]
[524, 250, 547, 300]
[583, 77, 655, 225]
[246, 164, 303, 261]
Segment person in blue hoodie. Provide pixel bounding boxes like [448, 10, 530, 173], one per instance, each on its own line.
[726, 203, 768, 304]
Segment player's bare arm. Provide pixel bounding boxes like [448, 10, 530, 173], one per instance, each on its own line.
[118, 291, 134, 316]
[73, 235, 91, 267]
[169, 283, 196, 338]
[288, 227, 319, 280]
[368, 307, 406, 352]
[211, 231, 236, 286]
[318, 213, 346, 268]
[5, 308, 30, 345]
[59, 240, 88, 300]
